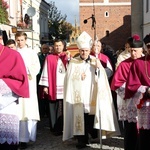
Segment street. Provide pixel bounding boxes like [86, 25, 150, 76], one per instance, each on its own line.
[21, 117, 124, 150]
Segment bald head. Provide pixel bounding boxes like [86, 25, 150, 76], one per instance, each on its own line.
[41, 44, 49, 54]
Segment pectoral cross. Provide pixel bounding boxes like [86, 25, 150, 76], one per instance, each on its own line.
[81, 73, 86, 80]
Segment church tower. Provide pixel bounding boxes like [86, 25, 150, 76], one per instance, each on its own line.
[67, 17, 81, 56]
[69, 17, 81, 45]
[79, 0, 131, 51]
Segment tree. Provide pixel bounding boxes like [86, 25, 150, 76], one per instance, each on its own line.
[0, 0, 9, 24]
[48, 1, 74, 41]
[59, 21, 74, 42]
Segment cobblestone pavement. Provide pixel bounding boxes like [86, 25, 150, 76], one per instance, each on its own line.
[20, 118, 124, 150]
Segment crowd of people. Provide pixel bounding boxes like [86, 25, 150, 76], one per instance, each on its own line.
[0, 29, 150, 150]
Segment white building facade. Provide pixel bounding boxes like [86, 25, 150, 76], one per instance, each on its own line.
[143, 0, 150, 37]
[0, 0, 50, 52]
[131, 0, 150, 40]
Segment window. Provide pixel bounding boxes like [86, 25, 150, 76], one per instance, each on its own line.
[106, 30, 109, 37]
[146, 0, 149, 12]
[9, 0, 14, 18]
[105, 11, 109, 17]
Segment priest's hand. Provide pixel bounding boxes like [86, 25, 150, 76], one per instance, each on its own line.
[66, 50, 71, 59]
[43, 87, 48, 95]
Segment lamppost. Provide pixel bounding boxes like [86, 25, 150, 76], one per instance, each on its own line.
[83, 0, 97, 40]
[83, 14, 96, 40]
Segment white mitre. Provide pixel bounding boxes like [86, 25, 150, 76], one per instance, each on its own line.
[77, 31, 93, 49]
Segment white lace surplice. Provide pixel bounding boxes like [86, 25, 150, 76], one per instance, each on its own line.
[133, 86, 150, 129]
[0, 79, 19, 145]
[116, 84, 137, 123]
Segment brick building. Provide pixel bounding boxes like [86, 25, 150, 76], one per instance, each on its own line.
[79, 0, 131, 51]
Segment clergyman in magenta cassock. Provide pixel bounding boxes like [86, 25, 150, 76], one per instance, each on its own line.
[125, 34, 150, 150]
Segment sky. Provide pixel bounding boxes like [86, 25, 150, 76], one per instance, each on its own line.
[45, 0, 79, 26]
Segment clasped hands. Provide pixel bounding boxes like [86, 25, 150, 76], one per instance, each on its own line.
[43, 87, 48, 95]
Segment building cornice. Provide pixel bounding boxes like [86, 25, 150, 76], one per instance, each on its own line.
[79, 2, 131, 6]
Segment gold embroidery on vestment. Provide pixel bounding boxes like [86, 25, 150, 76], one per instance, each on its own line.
[74, 91, 83, 132]
[72, 66, 80, 80]
[75, 115, 83, 132]
[74, 90, 81, 103]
